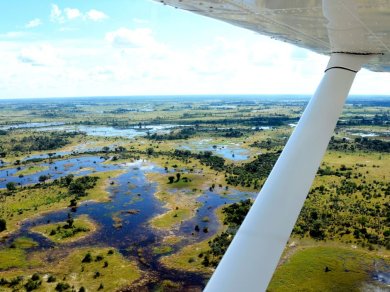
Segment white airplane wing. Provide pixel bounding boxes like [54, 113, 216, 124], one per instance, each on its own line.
[157, 0, 390, 72]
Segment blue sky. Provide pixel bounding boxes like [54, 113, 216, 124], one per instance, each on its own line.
[0, 0, 388, 99]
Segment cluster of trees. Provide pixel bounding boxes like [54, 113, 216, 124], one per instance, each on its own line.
[0, 273, 42, 291]
[56, 174, 99, 198]
[172, 149, 225, 172]
[0, 273, 85, 292]
[1, 132, 79, 155]
[200, 199, 252, 268]
[176, 115, 295, 127]
[49, 213, 89, 239]
[225, 152, 280, 188]
[337, 113, 388, 126]
[250, 138, 286, 150]
[328, 136, 390, 152]
[354, 137, 390, 152]
[294, 178, 389, 249]
[147, 128, 196, 141]
[317, 164, 354, 179]
[222, 129, 243, 138]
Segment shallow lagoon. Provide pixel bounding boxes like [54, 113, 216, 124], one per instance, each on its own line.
[37, 124, 180, 139]
[180, 139, 251, 161]
[0, 156, 255, 288]
[0, 156, 115, 189]
[0, 122, 65, 130]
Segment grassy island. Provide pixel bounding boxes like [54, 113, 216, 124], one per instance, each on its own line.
[13, 165, 49, 176]
[31, 214, 97, 243]
[0, 169, 123, 237]
[0, 247, 142, 291]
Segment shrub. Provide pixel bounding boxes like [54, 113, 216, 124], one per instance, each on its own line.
[24, 278, 41, 291]
[81, 252, 92, 263]
[0, 219, 6, 232]
[55, 282, 70, 292]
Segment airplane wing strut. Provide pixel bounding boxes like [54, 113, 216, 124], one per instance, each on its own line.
[204, 52, 369, 292]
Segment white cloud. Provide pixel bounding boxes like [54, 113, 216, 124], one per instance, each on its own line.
[50, 5, 108, 23]
[86, 9, 108, 21]
[64, 8, 81, 20]
[0, 27, 389, 99]
[0, 31, 26, 38]
[17, 45, 63, 67]
[50, 4, 64, 23]
[106, 28, 157, 49]
[26, 18, 42, 29]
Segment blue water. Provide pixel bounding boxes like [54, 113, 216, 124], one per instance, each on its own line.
[0, 156, 116, 189]
[0, 155, 256, 289]
[180, 140, 250, 161]
[37, 124, 179, 139]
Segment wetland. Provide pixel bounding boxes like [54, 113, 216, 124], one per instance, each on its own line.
[0, 95, 389, 291]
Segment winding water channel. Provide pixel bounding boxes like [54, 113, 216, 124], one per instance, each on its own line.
[0, 155, 256, 289]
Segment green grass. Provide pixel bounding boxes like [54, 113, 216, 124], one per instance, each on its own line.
[31, 215, 97, 243]
[153, 245, 173, 255]
[0, 247, 142, 291]
[13, 165, 49, 176]
[268, 246, 388, 292]
[0, 248, 27, 270]
[11, 237, 38, 249]
[150, 209, 192, 229]
[160, 239, 212, 274]
[0, 184, 69, 236]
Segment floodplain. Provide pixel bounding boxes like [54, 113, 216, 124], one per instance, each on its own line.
[0, 95, 389, 291]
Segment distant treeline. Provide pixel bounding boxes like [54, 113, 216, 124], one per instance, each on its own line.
[147, 128, 196, 140]
[16, 132, 77, 152]
[328, 137, 390, 152]
[165, 115, 297, 127]
[337, 114, 388, 126]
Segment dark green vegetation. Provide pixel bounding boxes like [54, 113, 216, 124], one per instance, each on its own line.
[147, 127, 196, 140]
[225, 152, 280, 188]
[295, 166, 389, 248]
[0, 219, 6, 232]
[172, 149, 226, 171]
[329, 136, 390, 152]
[0, 132, 80, 158]
[201, 199, 253, 268]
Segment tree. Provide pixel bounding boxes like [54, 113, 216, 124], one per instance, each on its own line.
[146, 147, 154, 155]
[6, 182, 16, 191]
[55, 282, 70, 292]
[66, 213, 74, 228]
[115, 146, 126, 153]
[82, 252, 92, 263]
[69, 199, 77, 207]
[168, 176, 175, 184]
[0, 218, 6, 232]
[176, 173, 181, 182]
[38, 175, 49, 183]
